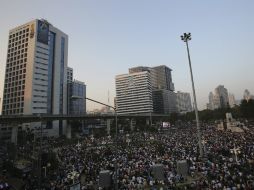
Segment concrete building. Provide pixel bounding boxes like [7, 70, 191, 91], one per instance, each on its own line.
[115, 71, 153, 115]
[67, 67, 73, 83]
[207, 92, 214, 110]
[228, 93, 236, 108]
[1, 19, 68, 137]
[152, 65, 175, 91]
[243, 89, 254, 102]
[67, 80, 86, 115]
[208, 85, 229, 110]
[153, 89, 177, 114]
[215, 85, 229, 108]
[116, 65, 176, 115]
[176, 91, 192, 113]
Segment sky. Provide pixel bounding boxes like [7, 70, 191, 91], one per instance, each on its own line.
[0, 0, 254, 111]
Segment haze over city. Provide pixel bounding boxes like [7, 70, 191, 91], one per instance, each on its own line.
[0, 0, 254, 111]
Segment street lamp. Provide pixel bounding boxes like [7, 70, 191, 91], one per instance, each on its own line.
[181, 33, 203, 158]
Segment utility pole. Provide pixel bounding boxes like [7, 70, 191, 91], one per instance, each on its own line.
[181, 33, 203, 158]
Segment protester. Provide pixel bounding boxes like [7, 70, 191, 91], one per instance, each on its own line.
[7, 122, 254, 189]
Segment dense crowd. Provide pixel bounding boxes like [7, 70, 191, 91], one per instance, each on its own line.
[2, 122, 254, 189]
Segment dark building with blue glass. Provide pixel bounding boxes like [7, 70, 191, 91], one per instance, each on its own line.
[67, 80, 86, 115]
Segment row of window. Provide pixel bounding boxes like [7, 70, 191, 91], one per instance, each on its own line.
[9, 37, 29, 46]
[5, 74, 26, 83]
[9, 28, 29, 39]
[2, 108, 24, 114]
[7, 58, 27, 65]
[5, 69, 26, 78]
[8, 41, 28, 49]
[4, 85, 25, 92]
[3, 90, 25, 98]
[3, 96, 24, 103]
[5, 64, 26, 76]
[4, 80, 25, 88]
[8, 47, 28, 54]
[8, 49, 28, 58]
[3, 102, 24, 109]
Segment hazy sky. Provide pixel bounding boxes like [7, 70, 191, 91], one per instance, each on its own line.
[0, 0, 254, 111]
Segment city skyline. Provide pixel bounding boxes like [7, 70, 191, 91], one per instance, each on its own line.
[1, 0, 254, 111]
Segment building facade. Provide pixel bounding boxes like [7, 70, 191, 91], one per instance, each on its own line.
[176, 91, 192, 113]
[243, 89, 254, 102]
[67, 67, 73, 83]
[208, 85, 229, 110]
[1, 19, 68, 136]
[228, 93, 236, 108]
[153, 89, 177, 114]
[67, 80, 86, 115]
[115, 71, 153, 115]
[116, 65, 176, 115]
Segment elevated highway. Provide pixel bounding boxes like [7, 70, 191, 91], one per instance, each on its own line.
[0, 113, 168, 124]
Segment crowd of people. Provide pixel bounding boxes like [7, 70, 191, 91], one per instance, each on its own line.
[2, 121, 254, 189]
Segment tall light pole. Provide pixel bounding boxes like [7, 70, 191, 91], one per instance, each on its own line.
[181, 33, 203, 158]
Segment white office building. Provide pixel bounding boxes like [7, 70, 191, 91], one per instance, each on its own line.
[115, 71, 153, 115]
[228, 93, 236, 108]
[2, 19, 68, 136]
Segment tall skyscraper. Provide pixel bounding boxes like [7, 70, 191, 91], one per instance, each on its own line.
[116, 65, 176, 115]
[228, 93, 236, 108]
[243, 89, 254, 102]
[2, 19, 68, 136]
[67, 67, 73, 83]
[115, 71, 153, 115]
[67, 80, 86, 115]
[176, 91, 192, 113]
[208, 85, 229, 110]
[152, 65, 175, 91]
[215, 85, 229, 108]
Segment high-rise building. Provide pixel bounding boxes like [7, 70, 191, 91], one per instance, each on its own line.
[215, 85, 229, 108]
[228, 93, 236, 108]
[208, 85, 229, 110]
[116, 65, 176, 115]
[1, 19, 68, 136]
[153, 89, 177, 114]
[67, 80, 86, 115]
[176, 91, 192, 113]
[208, 92, 214, 110]
[115, 71, 153, 114]
[243, 89, 254, 102]
[152, 65, 175, 91]
[67, 67, 73, 83]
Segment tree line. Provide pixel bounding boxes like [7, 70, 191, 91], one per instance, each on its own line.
[170, 99, 254, 123]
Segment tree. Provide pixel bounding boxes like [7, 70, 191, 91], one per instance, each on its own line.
[240, 99, 254, 118]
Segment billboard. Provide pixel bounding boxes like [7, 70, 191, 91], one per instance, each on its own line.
[162, 122, 170, 128]
[37, 20, 49, 44]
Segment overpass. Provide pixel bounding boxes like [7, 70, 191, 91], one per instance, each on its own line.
[0, 113, 168, 124]
[0, 113, 169, 144]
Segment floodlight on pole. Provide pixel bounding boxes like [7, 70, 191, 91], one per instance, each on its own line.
[181, 33, 203, 158]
